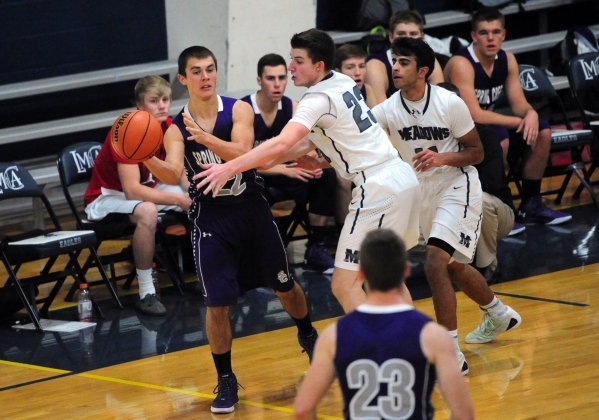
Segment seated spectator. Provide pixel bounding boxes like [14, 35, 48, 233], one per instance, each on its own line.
[84, 76, 191, 316]
[335, 44, 378, 108]
[444, 7, 571, 226]
[241, 54, 336, 274]
[365, 9, 444, 103]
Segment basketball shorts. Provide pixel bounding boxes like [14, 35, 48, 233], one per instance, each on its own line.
[489, 119, 551, 159]
[419, 166, 482, 264]
[84, 183, 185, 221]
[335, 158, 420, 271]
[189, 194, 295, 307]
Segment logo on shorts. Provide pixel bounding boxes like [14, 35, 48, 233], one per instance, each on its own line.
[202, 232, 212, 237]
[277, 270, 289, 283]
[459, 232, 472, 248]
[344, 248, 360, 264]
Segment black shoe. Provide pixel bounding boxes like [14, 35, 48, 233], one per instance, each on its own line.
[298, 327, 319, 363]
[516, 196, 571, 225]
[136, 294, 166, 316]
[302, 243, 334, 274]
[211, 373, 240, 414]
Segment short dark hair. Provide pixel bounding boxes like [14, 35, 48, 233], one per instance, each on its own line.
[437, 82, 461, 97]
[360, 229, 407, 292]
[389, 9, 426, 33]
[178, 46, 218, 76]
[334, 44, 367, 70]
[257, 53, 287, 77]
[471, 7, 505, 31]
[290, 28, 335, 72]
[390, 37, 435, 80]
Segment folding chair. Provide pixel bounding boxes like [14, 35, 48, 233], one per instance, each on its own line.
[264, 186, 310, 247]
[0, 162, 122, 333]
[57, 142, 187, 299]
[507, 64, 598, 207]
[567, 51, 599, 199]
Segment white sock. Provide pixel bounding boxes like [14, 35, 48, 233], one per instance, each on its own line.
[448, 329, 460, 352]
[481, 295, 507, 317]
[137, 268, 156, 298]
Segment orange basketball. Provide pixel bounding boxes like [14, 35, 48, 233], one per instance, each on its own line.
[110, 110, 163, 162]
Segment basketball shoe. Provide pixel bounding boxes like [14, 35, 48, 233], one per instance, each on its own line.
[457, 350, 469, 376]
[211, 373, 240, 413]
[465, 306, 522, 344]
[298, 327, 319, 363]
[302, 243, 335, 275]
[516, 196, 571, 225]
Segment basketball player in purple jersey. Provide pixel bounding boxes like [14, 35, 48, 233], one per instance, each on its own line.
[294, 229, 474, 420]
[145, 46, 317, 415]
[445, 7, 571, 226]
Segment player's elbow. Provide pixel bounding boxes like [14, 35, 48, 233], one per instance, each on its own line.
[472, 146, 484, 165]
[293, 403, 314, 420]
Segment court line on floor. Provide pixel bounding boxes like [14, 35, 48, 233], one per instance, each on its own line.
[0, 360, 341, 419]
[494, 291, 589, 307]
[0, 359, 73, 392]
[79, 373, 341, 419]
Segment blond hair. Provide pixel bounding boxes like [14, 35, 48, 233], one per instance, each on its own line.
[134, 75, 171, 104]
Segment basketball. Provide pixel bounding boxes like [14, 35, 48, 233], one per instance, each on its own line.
[110, 110, 163, 162]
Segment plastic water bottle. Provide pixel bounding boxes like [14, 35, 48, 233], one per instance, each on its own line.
[77, 283, 93, 322]
[79, 326, 94, 363]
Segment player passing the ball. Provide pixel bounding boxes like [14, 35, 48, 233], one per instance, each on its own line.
[144, 46, 318, 414]
[192, 29, 421, 314]
[84, 75, 191, 317]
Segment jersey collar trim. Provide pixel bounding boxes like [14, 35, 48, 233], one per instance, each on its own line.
[356, 303, 414, 314]
[400, 82, 431, 118]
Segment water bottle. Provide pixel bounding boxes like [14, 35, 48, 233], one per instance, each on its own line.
[79, 326, 94, 363]
[77, 283, 93, 322]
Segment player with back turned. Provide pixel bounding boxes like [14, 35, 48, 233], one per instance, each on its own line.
[294, 229, 474, 420]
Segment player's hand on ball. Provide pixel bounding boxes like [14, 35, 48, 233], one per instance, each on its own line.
[294, 154, 322, 171]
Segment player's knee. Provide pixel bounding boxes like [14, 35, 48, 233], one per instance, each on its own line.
[133, 202, 159, 227]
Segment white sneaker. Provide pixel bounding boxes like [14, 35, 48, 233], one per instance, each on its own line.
[457, 350, 469, 375]
[465, 306, 522, 344]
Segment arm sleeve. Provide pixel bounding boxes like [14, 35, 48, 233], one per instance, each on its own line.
[448, 94, 476, 139]
[290, 93, 337, 130]
[371, 103, 389, 130]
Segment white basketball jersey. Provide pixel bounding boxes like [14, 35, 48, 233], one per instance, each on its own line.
[294, 71, 399, 183]
[372, 84, 475, 179]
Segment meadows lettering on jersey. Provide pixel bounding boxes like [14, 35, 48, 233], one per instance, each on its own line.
[70, 146, 101, 174]
[0, 165, 25, 194]
[475, 86, 503, 107]
[398, 126, 450, 141]
[579, 56, 599, 80]
[192, 149, 223, 166]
